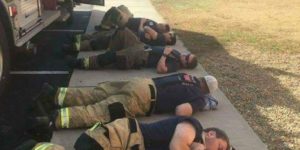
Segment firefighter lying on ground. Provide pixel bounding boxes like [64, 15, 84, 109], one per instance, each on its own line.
[15, 117, 234, 150]
[62, 5, 176, 53]
[96, 5, 176, 46]
[34, 73, 219, 129]
[75, 116, 232, 150]
[68, 28, 197, 74]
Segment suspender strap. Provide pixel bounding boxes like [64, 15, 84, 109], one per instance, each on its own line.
[131, 144, 140, 150]
[108, 102, 126, 121]
[128, 118, 137, 133]
[126, 118, 141, 150]
[149, 84, 155, 99]
[74, 133, 104, 150]
[146, 101, 156, 116]
[146, 84, 156, 116]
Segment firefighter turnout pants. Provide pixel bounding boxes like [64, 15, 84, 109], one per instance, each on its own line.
[74, 118, 145, 150]
[79, 28, 145, 70]
[32, 143, 65, 150]
[75, 30, 115, 52]
[54, 78, 156, 129]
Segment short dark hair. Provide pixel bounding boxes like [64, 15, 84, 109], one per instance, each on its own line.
[165, 24, 170, 32]
[204, 128, 230, 150]
[187, 55, 198, 69]
[167, 33, 176, 45]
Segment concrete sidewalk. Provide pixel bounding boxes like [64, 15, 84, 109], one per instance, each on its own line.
[51, 0, 268, 149]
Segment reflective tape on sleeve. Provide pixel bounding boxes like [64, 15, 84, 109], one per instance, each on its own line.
[83, 58, 90, 69]
[75, 35, 81, 51]
[60, 108, 70, 128]
[89, 122, 101, 131]
[34, 143, 54, 150]
[58, 88, 68, 106]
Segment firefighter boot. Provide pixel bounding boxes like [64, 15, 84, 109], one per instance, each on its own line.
[33, 83, 56, 116]
[66, 56, 85, 69]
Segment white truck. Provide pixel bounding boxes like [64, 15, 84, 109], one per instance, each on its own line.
[0, 0, 104, 95]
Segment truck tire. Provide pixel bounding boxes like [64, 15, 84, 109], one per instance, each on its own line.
[66, 0, 74, 24]
[0, 21, 10, 97]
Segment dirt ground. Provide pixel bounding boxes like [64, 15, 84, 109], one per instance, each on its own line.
[151, 0, 300, 149]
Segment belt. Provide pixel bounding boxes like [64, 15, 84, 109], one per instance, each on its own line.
[146, 84, 156, 116]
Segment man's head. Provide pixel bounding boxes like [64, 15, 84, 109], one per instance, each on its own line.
[179, 54, 198, 69]
[100, 6, 130, 29]
[164, 33, 177, 45]
[203, 128, 230, 150]
[117, 5, 134, 18]
[198, 75, 218, 94]
[157, 23, 170, 33]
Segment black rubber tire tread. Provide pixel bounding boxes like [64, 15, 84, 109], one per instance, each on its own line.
[66, 0, 74, 24]
[0, 20, 10, 97]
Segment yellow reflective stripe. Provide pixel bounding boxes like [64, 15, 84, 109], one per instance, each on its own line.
[75, 35, 81, 51]
[83, 58, 90, 69]
[89, 122, 101, 131]
[58, 88, 68, 106]
[60, 108, 70, 128]
[34, 143, 54, 150]
[75, 34, 81, 51]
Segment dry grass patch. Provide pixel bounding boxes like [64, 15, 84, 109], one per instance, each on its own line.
[151, 0, 300, 149]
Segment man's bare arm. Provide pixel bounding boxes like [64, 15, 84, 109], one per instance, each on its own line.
[139, 18, 147, 32]
[156, 47, 173, 73]
[169, 122, 196, 150]
[175, 103, 193, 116]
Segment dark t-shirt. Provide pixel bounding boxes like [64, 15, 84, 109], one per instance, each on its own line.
[153, 73, 206, 113]
[139, 116, 204, 150]
[146, 46, 179, 73]
[140, 32, 167, 46]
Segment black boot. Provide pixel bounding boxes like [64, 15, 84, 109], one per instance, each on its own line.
[27, 116, 54, 142]
[61, 43, 78, 55]
[33, 83, 56, 116]
[66, 55, 85, 69]
[15, 139, 37, 150]
[66, 33, 78, 43]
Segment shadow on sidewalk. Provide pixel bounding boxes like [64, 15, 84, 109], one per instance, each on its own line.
[174, 28, 297, 150]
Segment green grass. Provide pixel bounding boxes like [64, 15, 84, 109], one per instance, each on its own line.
[153, 0, 300, 53]
[151, 0, 300, 149]
[153, 0, 216, 11]
[220, 29, 300, 53]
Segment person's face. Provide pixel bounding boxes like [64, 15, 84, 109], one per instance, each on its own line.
[179, 54, 195, 68]
[205, 131, 228, 150]
[199, 77, 210, 94]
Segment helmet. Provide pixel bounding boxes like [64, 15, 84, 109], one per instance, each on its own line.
[204, 75, 218, 93]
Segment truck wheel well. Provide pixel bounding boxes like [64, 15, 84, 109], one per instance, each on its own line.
[0, 1, 15, 48]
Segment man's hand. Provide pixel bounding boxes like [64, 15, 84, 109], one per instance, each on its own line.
[157, 47, 174, 74]
[163, 47, 173, 56]
[144, 26, 158, 40]
[169, 122, 196, 150]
